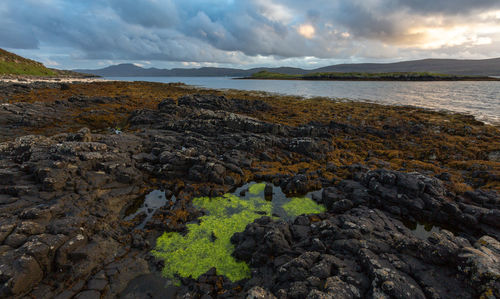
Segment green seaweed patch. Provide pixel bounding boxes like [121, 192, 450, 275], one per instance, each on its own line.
[282, 197, 326, 218]
[152, 193, 272, 283]
[152, 183, 326, 284]
[248, 182, 266, 195]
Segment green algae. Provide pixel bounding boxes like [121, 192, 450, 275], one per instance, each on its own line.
[152, 193, 272, 282]
[248, 182, 266, 195]
[152, 183, 325, 284]
[282, 197, 326, 218]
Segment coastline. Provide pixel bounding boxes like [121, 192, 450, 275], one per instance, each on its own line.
[237, 76, 500, 81]
[0, 76, 107, 84]
[0, 80, 499, 298]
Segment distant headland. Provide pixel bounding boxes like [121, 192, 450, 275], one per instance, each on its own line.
[240, 70, 500, 81]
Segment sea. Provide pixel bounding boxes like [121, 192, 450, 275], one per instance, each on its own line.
[107, 76, 500, 125]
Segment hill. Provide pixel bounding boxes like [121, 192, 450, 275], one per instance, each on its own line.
[76, 58, 500, 77]
[314, 58, 500, 76]
[75, 63, 305, 77]
[0, 48, 57, 76]
[0, 48, 96, 78]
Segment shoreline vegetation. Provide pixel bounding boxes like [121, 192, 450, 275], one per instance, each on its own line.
[241, 70, 500, 81]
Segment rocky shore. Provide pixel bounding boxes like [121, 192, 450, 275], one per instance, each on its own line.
[0, 81, 499, 298]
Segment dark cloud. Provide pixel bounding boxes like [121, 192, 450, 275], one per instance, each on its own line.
[0, 20, 39, 49]
[0, 0, 499, 68]
[394, 0, 500, 15]
[109, 0, 179, 28]
[332, 2, 398, 40]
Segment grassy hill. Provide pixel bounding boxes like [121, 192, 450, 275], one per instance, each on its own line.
[247, 70, 499, 81]
[0, 48, 57, 76]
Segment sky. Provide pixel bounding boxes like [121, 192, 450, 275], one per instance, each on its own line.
[1, 0, 500, 70]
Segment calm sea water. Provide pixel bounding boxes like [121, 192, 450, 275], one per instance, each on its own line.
[107, 77, 500, 125]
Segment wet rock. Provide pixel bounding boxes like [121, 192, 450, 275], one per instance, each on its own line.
[330, 199, 354, 213]
[0, 223, 15, 243]
[289, 138, 321, 156]
[307, 289, 333, 299]
[246, 286, 277, 299]
[4, 233, 27, 248]
[359, 248, 426, 298]
[321, 187, 343, 210]
[459, 236, 500, 296]
[264, 226, 292, 255]
[324, 276, 359, 299]
[282, 174, 320, 195]
[230, 205, 480, 298]
[288, 281, 308, 299]
[87, 279, 108, 291]
[68, 127, 92, 142]
[18, 238, 51, 272]
[0, 90, 499, 298]
[74, 290, 101, 299]
[309, 257, 331, 279]
[488, 151, 500, 162]
[1, 254, 43, 296]
[56, 234, 87, 268]
[264, 184, 273, 199]
[481, 209, 500, 228]
[16, 221, 45, 235]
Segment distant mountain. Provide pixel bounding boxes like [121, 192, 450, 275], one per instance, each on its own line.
[313, 58, 500, 76]
[0, 48, 57, 76]
[75, 63, 306, 77]
[75, 58, 500, 77]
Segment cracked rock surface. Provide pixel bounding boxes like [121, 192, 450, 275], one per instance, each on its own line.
[0, 85, 498, 298]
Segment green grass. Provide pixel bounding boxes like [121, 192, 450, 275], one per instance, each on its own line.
[151, 182, 326, 284]
[0, 48, 57, 76]
[249, 70, 487, 81]
[0, 60, 57, 76]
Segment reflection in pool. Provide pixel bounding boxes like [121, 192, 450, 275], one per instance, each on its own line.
[403, 220, 441, 240]
[125, 190, 173, 229]
[152, 182, 325, 284]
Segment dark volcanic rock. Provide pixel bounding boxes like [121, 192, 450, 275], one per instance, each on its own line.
[0, 92, 499, 298]
[179, 170, 499, 298]
[227, 206, 488, 298]
[0, 93, 328, 297]
[0, 131, 148, 297]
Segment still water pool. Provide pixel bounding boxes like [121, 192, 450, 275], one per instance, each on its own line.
[150, 182, 325, 284]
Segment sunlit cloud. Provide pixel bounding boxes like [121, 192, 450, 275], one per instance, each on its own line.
[298, 24, 315, 39]
[474, 37, 493, 45]
[405, 24, 500, 49]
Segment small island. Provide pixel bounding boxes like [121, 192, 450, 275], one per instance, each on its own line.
[242, 70, 500, 81]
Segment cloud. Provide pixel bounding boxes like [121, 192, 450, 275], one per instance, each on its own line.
[298, 24, 315, 39]
[1, 0, 499, 69]
[109, 0, 179, 28]
[0, 20, 39, 49]
[393, 0, 500, 15]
